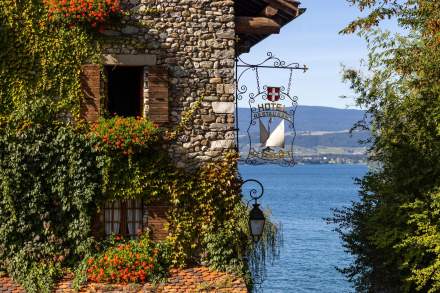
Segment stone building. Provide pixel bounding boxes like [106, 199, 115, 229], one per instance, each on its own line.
[81, 0, 305, 168]
[79, 0, 305, 245]
[0, 0, 305, 291]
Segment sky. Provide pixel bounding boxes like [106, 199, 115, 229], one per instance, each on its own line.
[237, 0, 369, 109]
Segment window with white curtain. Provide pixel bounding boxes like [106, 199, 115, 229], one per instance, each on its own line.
[103, 199, 144, 239]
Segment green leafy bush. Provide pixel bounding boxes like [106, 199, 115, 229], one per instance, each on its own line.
[165, 153, 246, 269]
[399, 189, 440, 292]
[0, 123, 102, 293]
[330, 1, 440, 292]
[91, 119, 168, 200]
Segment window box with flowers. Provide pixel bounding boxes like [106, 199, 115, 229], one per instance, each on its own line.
[43, 0, 123, 28]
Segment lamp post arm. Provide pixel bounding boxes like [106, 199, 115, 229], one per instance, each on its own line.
[241, 179, 264, 205]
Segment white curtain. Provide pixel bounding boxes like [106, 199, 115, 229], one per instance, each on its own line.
[105, 201, 111, 236]
[105, 201, 120, 236]
[127, 199, 143, 238]
[113, 201, 120, 235]
[135, 199, 143, 235]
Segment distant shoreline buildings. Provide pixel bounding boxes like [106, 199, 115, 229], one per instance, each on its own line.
[239, 153, 367, 165]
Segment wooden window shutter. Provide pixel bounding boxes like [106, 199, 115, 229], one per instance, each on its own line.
[148, 66, 169, 124]
[80, 64, 101, 122]
[146, 200, 169, 241]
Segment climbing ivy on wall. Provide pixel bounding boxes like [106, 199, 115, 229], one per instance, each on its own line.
[0, 122, 102, 293]
[0, 0, 100, 123]
[0, 1, 281, 292]
[0, 1, 103, 291]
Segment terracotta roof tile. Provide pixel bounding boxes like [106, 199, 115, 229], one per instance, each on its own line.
[0, 267, 247, 293]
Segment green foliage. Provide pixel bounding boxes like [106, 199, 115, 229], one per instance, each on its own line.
[166, 96, 204, 141]
[96, 142, 170, 201]
[0, 123, 102, 293]
[0, 0, 100, 123]
[0, 1, 133, 291]
[0, 122, 280, 291]
[89, 116, 165, 200]
[331, 1, 440, 292]
[399, 189, 440, 293]
[166, 153, 247, 272]
[163, 152, 282, 288]
[245, 210, 282, 285]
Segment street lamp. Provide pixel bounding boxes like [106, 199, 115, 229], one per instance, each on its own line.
[241, 179, 266, 241]
[249, 202, 265, 241]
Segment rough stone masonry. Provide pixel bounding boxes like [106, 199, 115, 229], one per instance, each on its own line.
[100, 0, 237, 168]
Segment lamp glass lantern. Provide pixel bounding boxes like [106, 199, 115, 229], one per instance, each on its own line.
[249, 202, 265, 241]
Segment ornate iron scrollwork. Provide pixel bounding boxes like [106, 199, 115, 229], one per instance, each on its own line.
[235, 52, 308, 166]
[241, 179, 264, 204]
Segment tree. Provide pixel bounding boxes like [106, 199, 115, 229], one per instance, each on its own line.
[331, 1, 440, 292]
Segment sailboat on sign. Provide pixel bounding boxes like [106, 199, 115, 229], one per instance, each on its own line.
[259, 119, 285, 149]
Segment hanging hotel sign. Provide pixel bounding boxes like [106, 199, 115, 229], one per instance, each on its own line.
[235, 52, 308, 166]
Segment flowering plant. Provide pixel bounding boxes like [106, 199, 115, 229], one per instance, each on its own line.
[84, 235, 171, 283]
[43, 0, 123, 27]
[89, 116, 160, 156]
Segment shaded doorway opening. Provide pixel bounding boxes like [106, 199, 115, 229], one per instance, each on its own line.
[106, 66, 144, 117]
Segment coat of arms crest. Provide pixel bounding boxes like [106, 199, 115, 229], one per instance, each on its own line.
[266, 86, 281, 102]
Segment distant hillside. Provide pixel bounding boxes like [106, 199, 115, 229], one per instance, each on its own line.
[237, 105, 370, 157]
[238, 131, 369, 149]
[293, 131, 369, 148]
[237, 105, 366, 132]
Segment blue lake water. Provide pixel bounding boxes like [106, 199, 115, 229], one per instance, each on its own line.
[239, 164, 368, 293]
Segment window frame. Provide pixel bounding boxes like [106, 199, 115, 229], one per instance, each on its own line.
[103, 199, 145, 239]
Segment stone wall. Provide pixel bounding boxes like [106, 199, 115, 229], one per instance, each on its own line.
[101, 0, 237, 167]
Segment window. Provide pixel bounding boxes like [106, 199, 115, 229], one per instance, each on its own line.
[106, 66, 144, 117]
[103, 199, 144, 239]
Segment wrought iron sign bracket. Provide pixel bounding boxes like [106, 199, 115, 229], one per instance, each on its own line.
[235, 52, 308, 166]
[236, 63, 308, 71]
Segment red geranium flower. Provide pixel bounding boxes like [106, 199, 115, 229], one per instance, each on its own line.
[43, 0, 123, 28]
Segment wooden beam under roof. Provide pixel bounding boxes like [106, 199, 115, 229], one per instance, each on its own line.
[259, 5, 279, 18]
[235, 16, 281, 35]
[234, 0, 305, 55]
[261, 0, 300, 16]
